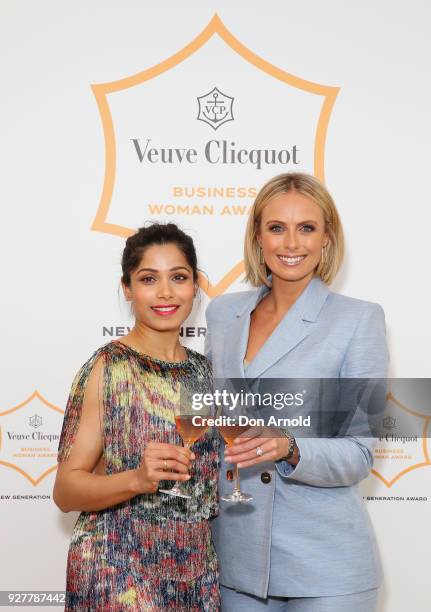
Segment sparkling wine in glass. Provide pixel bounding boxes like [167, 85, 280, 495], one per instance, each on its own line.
[159, 408, 209, 499]
[219, 421, 253, 503]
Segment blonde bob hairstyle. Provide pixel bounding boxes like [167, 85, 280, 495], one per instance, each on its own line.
[244, 172, 344, 287]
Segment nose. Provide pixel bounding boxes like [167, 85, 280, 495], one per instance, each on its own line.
[157, 277, 173, 300]
[283, 228, 300, 251]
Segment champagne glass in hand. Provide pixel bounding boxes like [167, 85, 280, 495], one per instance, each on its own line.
[218, 420, 253, 503]
[159, 399, 209, 499]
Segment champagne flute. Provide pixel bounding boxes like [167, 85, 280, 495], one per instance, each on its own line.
[159, 401, 209, 499]
[218, 420, 253, 503]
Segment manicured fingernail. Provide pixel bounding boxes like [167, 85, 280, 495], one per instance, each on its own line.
[191, 453, 195, 460]
[185, 475, 191, 479]
[237, 463, 243, 468]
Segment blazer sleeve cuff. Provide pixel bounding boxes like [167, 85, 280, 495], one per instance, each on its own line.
[275, 459, 296, 478]
[278, 437, 312, 480]
[275, 442, 302, 478]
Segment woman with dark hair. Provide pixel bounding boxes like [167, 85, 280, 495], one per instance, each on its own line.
[53, 223, 220, 611]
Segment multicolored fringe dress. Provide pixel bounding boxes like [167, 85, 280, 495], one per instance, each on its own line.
[57, 341, 220, 611]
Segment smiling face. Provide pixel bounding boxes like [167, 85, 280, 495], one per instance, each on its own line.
[122, 243, 196, 331]
[257, 190, 329, 285]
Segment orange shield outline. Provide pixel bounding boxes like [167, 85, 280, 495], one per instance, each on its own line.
[371, 392, 431, 488]
[91, 14, 339, 297]
[0, 391, 63, 486]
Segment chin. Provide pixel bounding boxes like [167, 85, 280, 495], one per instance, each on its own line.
[152, 322, 183, 333]
[271, 265, 315, 283]
[135, 314, 181, 331]
[151, 315, 183, 326]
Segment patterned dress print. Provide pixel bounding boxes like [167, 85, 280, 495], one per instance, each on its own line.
[57, 341, 220, 611]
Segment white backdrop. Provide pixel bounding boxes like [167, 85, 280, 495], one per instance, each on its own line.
[1, 2, 430, 610]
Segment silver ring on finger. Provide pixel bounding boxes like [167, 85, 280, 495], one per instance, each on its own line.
[256, 446, 264, 457]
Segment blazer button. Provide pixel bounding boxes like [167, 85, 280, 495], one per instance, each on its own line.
[261, 472, 271, 484]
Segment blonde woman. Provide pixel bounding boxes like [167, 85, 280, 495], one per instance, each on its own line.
[205, 173, 388, 611]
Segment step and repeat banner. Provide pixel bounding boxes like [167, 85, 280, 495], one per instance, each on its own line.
[1, 3, 430, 610]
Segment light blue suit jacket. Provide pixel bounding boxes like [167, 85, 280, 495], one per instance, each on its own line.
[205, 276, 389, 599]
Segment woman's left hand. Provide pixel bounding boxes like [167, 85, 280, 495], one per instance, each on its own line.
[224, 426, 299, 468]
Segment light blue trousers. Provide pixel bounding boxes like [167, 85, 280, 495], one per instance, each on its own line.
[221, 585, 379, 612]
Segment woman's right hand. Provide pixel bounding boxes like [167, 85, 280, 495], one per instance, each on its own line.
[133, 442, 195, 494]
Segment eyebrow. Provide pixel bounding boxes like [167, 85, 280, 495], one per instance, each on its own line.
[135, 266, 191, 274]
[265, 219, 320, 225]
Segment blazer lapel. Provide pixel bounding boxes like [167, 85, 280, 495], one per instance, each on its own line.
[245, 277, 331, 379]
[222, 287, 267, 379]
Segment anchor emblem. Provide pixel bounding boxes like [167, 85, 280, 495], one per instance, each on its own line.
[197, 86, 234, 130]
